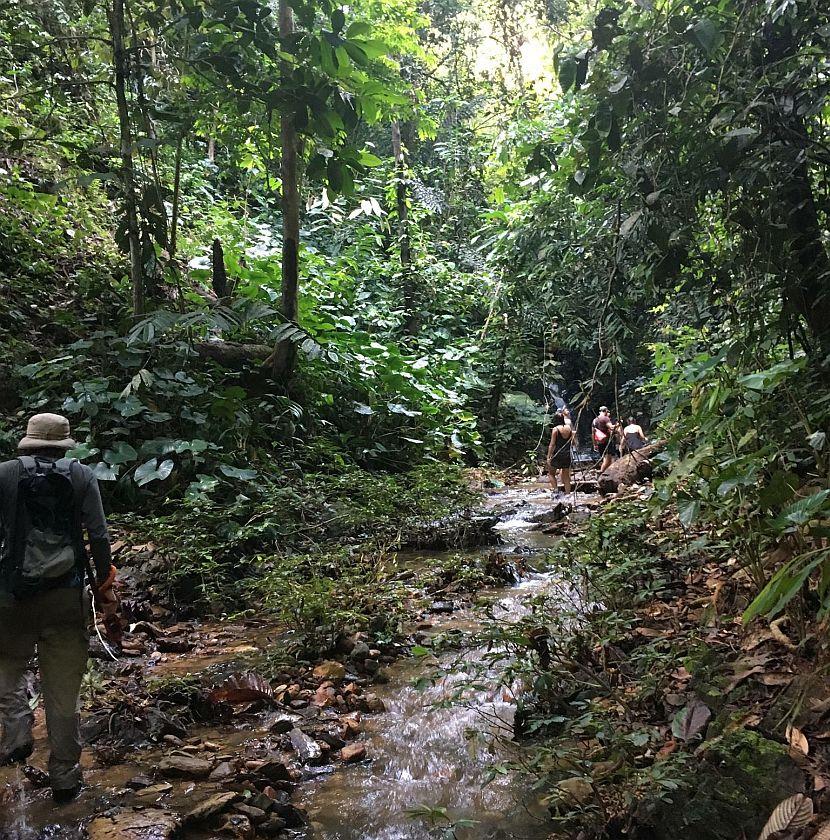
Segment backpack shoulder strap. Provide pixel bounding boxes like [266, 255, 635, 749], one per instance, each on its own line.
[17, 455, 38, 477]
[61, 459, 88, 571]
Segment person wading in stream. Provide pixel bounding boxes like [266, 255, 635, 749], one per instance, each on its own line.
[592, 406, 618, 473]
[546, 411, 574, 496]
[623, 416, 647, 453]
[0, 413, 121, 804]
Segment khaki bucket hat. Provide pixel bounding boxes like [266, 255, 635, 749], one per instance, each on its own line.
[18, 413, 77, 451]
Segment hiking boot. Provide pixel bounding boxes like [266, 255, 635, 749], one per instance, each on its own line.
[52, 784, 81, 805]
[0, 742, 33, 765]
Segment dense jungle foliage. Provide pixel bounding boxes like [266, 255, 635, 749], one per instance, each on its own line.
[0, 0, 829, 832]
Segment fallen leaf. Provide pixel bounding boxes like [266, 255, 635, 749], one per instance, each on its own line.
[634, 626, 663, 638]
[671, 698, 712, 741]
[756, 672, 794, 687]
[758, 793, 813, 840]
[786, 725, 809, 757]
[207, 672, 277, 706]
[655, 739, 677, 762]
[813, 819, 830, 840]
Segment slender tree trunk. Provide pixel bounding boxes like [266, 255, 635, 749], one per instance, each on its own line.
[487, 315, 510, 427]
[271, 0, 300, 381]
[108, 0, 143, 315]
[781, 159, 830, 356]
[392, 121, 416, 334]
[169, 131, 184, 260]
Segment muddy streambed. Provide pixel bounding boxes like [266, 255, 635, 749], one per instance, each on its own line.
[1, 481, 592, 839]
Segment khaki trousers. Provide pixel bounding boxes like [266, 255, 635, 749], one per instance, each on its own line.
[0, 587, 89, 791]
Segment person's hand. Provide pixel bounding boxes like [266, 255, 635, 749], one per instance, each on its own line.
[97, 565, 123, 646]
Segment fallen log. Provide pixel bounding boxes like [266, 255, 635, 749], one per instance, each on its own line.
[598, 441, 664, 495]
[194, 341, 272, 370]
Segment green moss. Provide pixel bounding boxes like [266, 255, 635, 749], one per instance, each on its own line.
[642, 729, 804, 839]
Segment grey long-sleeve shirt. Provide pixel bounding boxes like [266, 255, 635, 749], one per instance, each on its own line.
[0, 455, 112, 589]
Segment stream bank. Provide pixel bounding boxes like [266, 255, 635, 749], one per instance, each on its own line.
[0, 478, 593, 840]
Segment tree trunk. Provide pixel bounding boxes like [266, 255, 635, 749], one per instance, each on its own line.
[270, 0, 300, 381]
[108, 0, 143, 316]
[391, 121, 415, 333]
[597, 441, 663, 495]
[487, 315, 510, 427]
[211, 238, 228, 297]
[780, 158, 830, 356]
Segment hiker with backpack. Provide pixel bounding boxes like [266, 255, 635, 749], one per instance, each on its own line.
[0, 413, 120, 804]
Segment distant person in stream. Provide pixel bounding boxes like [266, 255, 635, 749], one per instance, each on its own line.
[623, 417, 647, 453]
[0, 413, 121, 804]
[547, 411, 574, 496]
[592, 406, 618, 473]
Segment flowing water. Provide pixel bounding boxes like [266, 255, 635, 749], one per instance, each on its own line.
[299, 482, 589, 840]
[1, 480, 587, 840]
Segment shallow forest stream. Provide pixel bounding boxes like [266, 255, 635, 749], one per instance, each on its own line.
[1, 481, 595, 840]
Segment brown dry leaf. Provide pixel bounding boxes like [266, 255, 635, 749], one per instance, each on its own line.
[786, 725, 809, 757]
[207, 672, 277, 706]
[813, 819, 830, 840]
[813, 775, 829, 793]
[758, 793, 814, 840]
[726, 665, 767, 693]
[634, 627, 663, 638]
[756, 672, 795, 687]
[741, 628, 774, 651]
[655, 739, 677, 762]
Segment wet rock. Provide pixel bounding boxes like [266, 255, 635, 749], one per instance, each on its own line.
[555, 777, 593, 806]
[350, 641, 370, 661]
[319, 731, 346, 750]
[340, 743, 367, 763]
[258, 815, 288, 837]
[429, 600, 455, 614]
[528, 503, 570, 525]
[270, 801, 308, 828]
[87, 808, 181, 840]
[360, 693, 386, 713]
[258, 760, 292, 783]
[127, 774, 154, 789]
[185, 791, 239, 823]
[134, 783, 174, 798]
[341, 716, 362, 738]
[217, 813, 254, 839]
[270, 714, 299, 734]
[313, 660, 346, 681]
[156, 636, 194, 653]
[314, 684, 336, 707]
[234, 803, 268, 824]
[289, 727, 323, 764]
[363, 658, 380, 675]
[157, 755, 213, 779]
[209, 761, 237, 781]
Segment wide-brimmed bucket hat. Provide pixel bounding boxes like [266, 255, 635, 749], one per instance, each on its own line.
[18, 413, 76, 451]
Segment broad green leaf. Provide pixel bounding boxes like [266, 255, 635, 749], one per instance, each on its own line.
[92, 462, 118, 481]
[219, 465, 258, 480]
